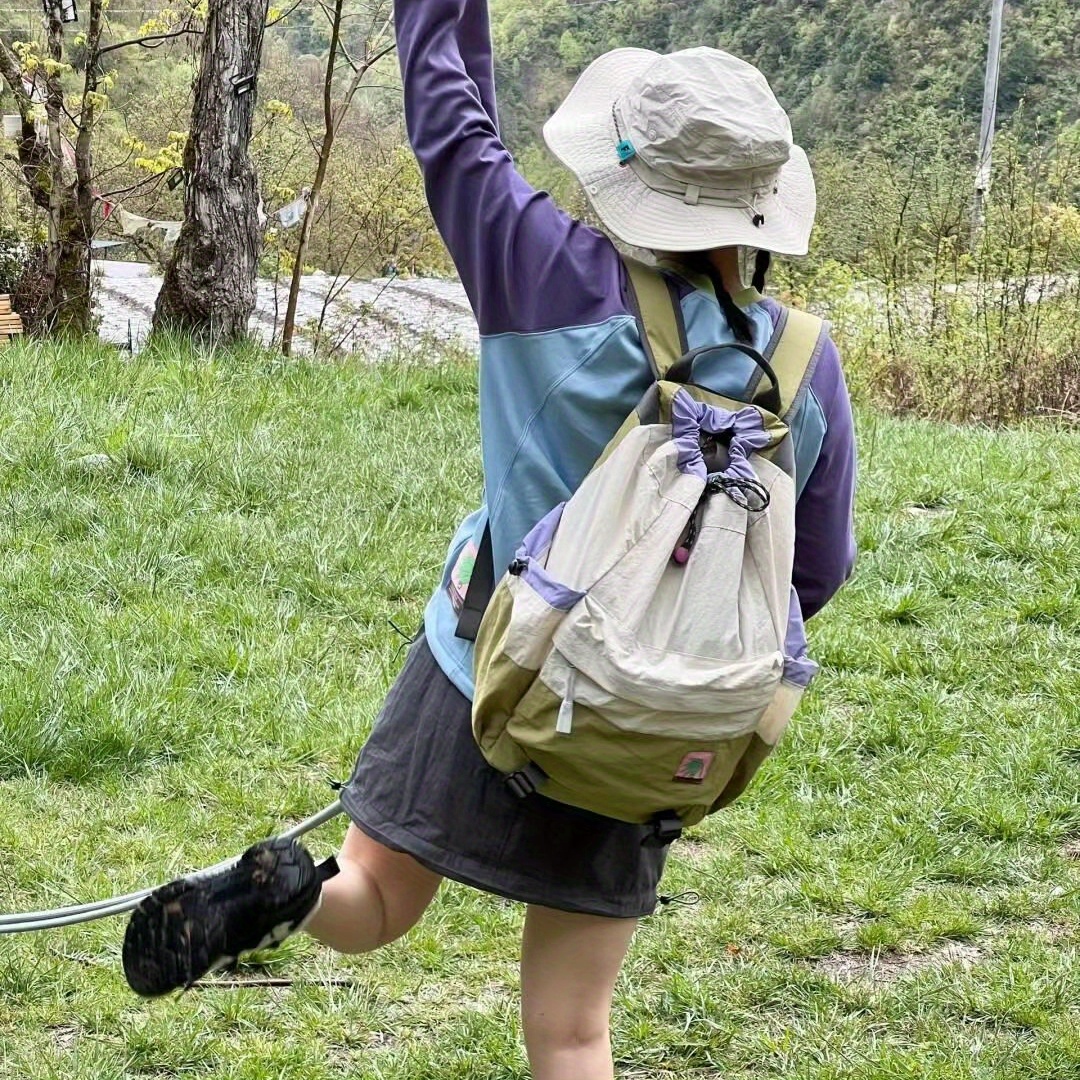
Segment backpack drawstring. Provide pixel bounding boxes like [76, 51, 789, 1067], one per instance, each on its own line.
[673, 475, 771, 564]
[707, 473, 770, 511]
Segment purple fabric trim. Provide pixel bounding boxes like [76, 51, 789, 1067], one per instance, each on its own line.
[521, 563, 586, 612]
[783, 587, 818, 687]
[516, 504, 586, 612]
[782, 654, 818, 688]
[394, 0, 626, 336]
[518, 502, 565, 561]
[670, 389, 772, 482]
[791, 338, 858, 620]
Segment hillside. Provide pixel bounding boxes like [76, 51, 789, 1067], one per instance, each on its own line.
[489, 0, 1080, 154]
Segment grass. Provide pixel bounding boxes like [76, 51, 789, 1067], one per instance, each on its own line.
[0, 335, 1077, 1079]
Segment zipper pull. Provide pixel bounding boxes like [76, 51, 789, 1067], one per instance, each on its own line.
[556, 667, 576, 735]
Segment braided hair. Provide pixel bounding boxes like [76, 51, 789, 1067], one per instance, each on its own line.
[683, 250, 772, 345]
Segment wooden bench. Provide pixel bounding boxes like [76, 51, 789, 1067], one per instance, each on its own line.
[0, 295, 24, 343]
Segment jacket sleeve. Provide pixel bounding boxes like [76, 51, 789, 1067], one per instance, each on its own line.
[793, 337, 857, 619]
[394, 0, 625, 336]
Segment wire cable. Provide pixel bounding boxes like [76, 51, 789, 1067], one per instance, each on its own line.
[0, 799, 344, 934]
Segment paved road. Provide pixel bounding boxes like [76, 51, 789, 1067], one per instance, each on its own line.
[94, 261, 480, 357]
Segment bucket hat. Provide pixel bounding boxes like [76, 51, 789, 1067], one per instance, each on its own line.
[543, 46, 815, 255]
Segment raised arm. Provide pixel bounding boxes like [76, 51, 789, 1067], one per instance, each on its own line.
[394, 0, 624, 335]
[793, 339, 858, 619]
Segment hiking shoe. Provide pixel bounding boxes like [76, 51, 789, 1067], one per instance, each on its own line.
[122, 837, 338, 996]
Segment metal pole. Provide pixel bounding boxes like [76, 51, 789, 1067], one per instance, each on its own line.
[973, 0, 1005, 237]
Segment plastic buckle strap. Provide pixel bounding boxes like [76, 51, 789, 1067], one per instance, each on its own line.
[504, 762, 548, 799]
[642, 811, 683, 848]
[455, 525, 495, 642]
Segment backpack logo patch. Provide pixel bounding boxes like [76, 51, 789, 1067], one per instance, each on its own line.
[446, 540, 479, 614]
[673, 751, 715, 783]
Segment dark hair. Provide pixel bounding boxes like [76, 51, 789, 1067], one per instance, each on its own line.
[683, 250, 772, 345]
[751, 249, 771, 293]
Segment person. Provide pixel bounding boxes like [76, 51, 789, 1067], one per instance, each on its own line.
[121, 8, 857, 1078]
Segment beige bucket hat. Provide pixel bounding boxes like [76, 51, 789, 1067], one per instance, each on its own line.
[543, 46, 815, 255]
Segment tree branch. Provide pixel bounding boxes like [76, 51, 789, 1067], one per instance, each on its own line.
[0, 30, 52, 211]
[98, 25, 201, 58]
[0, 38, 32, 116]
[97, 165, 177, 202]
[76, 0, 105, 226]
[337, 9, 395, 77]
[334, 40, 395, 127]
[266, 0, 305, 28]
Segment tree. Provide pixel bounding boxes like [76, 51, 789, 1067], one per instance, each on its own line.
[153, 0, 271, 341]
[0, 1, 200, 334]
[0, 4, 102, 333]
[280, 0, 394, 356]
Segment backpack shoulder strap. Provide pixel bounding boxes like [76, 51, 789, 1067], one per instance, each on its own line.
[454, 525, 494, 642]
[753, 304, 828, 422]
[621, 255, 688, 380]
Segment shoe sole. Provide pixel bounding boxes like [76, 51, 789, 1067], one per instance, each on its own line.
[122, 837, 321, 997]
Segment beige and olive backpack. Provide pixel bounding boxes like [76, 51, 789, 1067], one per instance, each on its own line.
[466, 257, 827, 845]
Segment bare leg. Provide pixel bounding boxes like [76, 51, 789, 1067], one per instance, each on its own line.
[305, 824, 443, 954]
[520, 905, 638, 1080]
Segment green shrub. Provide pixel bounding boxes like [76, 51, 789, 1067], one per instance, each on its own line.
[776, 113, 1080, 424]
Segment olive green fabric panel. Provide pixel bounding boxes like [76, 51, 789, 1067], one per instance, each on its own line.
[506, 688, 758, 826]
[591, 409, 643, 472]
[621, 256, 686, 379]
[750, 305, 825, 422]
[709, 734, 775, 811]
[471, 585, 536, 773]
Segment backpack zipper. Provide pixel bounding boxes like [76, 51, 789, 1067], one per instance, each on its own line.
[556, 666, 576, 735]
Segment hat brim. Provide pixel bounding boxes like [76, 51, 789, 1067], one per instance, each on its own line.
[543, 48, 816, 256]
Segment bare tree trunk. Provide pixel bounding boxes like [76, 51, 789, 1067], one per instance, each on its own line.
[280, 0, 394, 356]
[0, 18, 93, 334]
[280, 0, 342, 358]
[153, 0, 269, 342]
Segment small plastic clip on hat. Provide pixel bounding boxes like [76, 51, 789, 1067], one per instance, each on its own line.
[615, 139, 636, 165]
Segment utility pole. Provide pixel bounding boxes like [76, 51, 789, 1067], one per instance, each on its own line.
[972, 0, 1005, 237]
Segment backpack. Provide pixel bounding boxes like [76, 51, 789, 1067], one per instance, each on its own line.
[461, 257, 827, 845]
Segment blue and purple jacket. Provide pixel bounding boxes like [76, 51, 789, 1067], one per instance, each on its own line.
[396, 0, 857, 699]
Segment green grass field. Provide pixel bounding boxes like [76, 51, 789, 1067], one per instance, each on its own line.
[0, 337, 1076, 1079]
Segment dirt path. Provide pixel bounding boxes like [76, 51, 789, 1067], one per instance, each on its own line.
[93, 261, 479, 357]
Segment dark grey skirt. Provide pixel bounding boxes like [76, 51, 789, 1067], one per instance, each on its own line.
[340, 634, 668, 917]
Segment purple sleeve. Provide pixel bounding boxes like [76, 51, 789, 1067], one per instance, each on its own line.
[793, 337, 857, 619]
[394, 0, 625, 335]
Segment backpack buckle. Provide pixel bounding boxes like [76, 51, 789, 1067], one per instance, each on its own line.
[505, 762, 548, 799]
[642, 811, 683, 848]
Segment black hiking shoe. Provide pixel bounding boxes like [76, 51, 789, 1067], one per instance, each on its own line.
[122, 837, 339, 997]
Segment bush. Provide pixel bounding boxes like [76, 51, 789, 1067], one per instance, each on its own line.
[11, 246, 52, 336]
[0, 228, 35, 296]
[0, 227, 50, 334]
[777, 113, 1080, 424]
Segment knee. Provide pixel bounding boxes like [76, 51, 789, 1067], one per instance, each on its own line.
[522, 1002, 610, 1058]
[331, 853, 427, 952]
